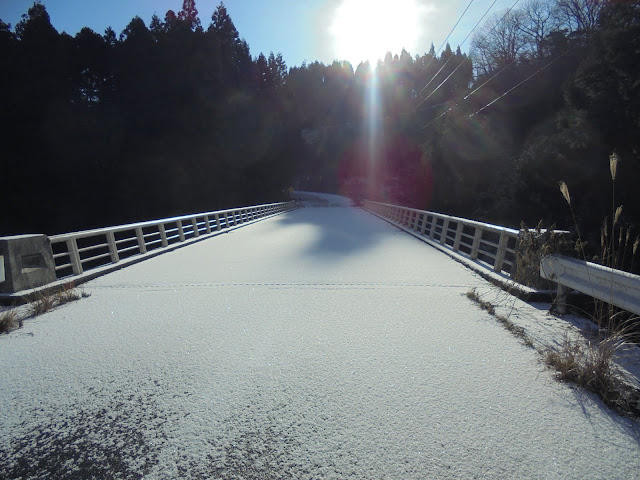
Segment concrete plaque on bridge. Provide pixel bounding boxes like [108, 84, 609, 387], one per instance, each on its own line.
[0, 235, 56, 294]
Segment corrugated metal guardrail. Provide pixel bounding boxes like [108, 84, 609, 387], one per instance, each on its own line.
[540, 254, 640, 315]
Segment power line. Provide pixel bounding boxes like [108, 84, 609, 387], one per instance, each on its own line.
[418, 44, 574, 140]
[416, 0, 476, 97]
[415, 0, 522, 111]
[469, 47, 572, 117]
[415, 0, 501, 109]
[464, 57, 517, 100]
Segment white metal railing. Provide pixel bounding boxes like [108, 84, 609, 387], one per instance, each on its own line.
[540, 254, 640, 315]
[49, 201, 296, 280]
[363, 200, 522, 277]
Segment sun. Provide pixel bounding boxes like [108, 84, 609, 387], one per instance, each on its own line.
[330, 0, 423, 67]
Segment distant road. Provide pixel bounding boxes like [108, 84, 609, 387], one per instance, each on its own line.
[1, 207, 639, 479]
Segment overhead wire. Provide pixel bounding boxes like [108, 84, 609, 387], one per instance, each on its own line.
[415, 0, 501, 109]
[298, 0, 532, 136]
[415, 0, 524, 128]
[418, 43, 574, 144]
[416, 0, 476, 97]
[469, 47, 572, 117]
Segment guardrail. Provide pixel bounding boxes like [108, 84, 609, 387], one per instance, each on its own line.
[363, 200, 526, 277]
[49, 201, 296, 281]
[540, 254, 640, 315]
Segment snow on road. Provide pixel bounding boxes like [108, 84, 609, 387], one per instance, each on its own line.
[1, 207, 639, 479]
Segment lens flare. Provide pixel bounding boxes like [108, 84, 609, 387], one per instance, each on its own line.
[330, 0, 423, 66]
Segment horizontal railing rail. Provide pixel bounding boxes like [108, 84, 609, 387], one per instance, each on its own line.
[540, 254, 640, 315]
[49, 201, 296, 281]
[363, 200, 542, 278]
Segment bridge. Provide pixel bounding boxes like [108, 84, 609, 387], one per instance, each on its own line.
[1, 196, 639, 479]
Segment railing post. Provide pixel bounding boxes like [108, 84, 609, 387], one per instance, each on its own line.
[440, 218, 450, 245]
[223, 212, 230, 228]
[204, 215, 211, 234]
[159, 223, 168, 247]
[192, 218, 200, 237]
[135, 227, 147, 254]
[106, 231, 119, 263]
[453, 223, 464, 252]
[429, 216, 437, 239]
[494, 231, 509, 272]
[66, 238, 83, 275]
[214, 213, 221, 231]
[471, 227, 483, 260]
[420, 213, 428, 235]
[177, 220, 185, 241]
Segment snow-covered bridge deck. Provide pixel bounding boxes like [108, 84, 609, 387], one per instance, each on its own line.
[1, 206, 639, 479]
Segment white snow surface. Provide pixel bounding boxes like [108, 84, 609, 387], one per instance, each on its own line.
[1, 207, 639, 479]
[291, 191, 354, 207]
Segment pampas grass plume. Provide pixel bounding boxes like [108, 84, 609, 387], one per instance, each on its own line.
[559, 181, 570, 205]
[609, 152, 618, 181]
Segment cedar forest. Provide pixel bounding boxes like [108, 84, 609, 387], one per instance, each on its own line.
[1, 0, 639, 270]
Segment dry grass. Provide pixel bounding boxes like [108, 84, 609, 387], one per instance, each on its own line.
[1, 285, 89, 334]
[0, 310, 21, 334]
[466, 288, 496, 315]
[55, 284, 82, 305]
[466, 288, 533, 348]
[549, 155, 640, 417]
[544, 332, 640, 417]
[496, 313, 534, 348]
[27, 284, 89, 319]
[29, 293, 56, 316]
[513, 221, 571, 289]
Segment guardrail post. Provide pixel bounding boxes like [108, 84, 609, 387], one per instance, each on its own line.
[223, 212, 230, 228]
[135, 227, 147, 254]
[494, 231, 509, 272]
[66, 238, 83, 275]
[204, 215, 211, 234]
[159, 224, 168, 247]
[440, 218, 450, 245]
[453, 223, 464, 252]
[177, 220, 185, 241]
[470, 227, 483, 260]
[214, 213, 221, 231]
[192, 218, 200, 237]
[555, 283, 568, 314]
[106, 231, 120, 263]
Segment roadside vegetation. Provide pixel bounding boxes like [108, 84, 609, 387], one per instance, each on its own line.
[0, 284, 89, 335]
[466, 287, 640, 418]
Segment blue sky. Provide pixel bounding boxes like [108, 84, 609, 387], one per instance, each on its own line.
[0, 1, 517, 68]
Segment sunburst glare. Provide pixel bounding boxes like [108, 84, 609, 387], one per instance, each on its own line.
[330, 0, 425, 66]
